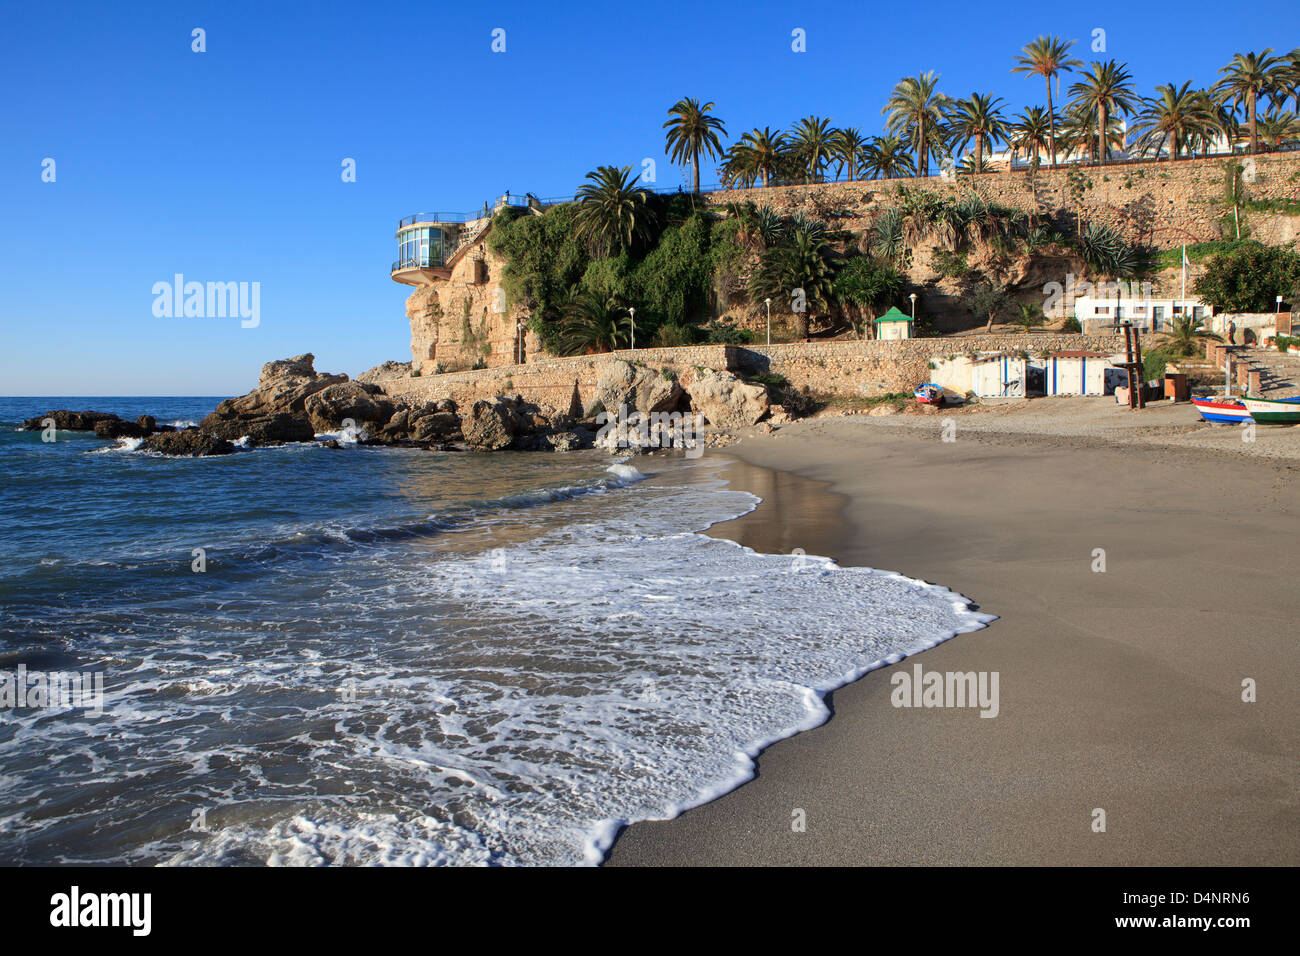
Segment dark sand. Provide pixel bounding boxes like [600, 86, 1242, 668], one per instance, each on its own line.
[606, 417, 1299, 865]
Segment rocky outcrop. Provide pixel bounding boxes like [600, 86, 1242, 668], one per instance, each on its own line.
[595, 361, 684, 416]
[461, 398, 523, 451]
[199, 353, 345, 443]
[303, 382, 395, 434]
[356, 360, 412, 385]
[684, 369, 770, 428]
[141, 430, 235, 456]
[93, 418, 148, 439]
[23, 410, 123, 432]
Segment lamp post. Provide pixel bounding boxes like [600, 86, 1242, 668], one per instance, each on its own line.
[628, 307, 636, 352]
[908, 293, 917, 337]
[764, 298, 771, 346]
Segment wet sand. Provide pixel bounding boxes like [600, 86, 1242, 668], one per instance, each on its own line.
[606, 415, 1300, 866]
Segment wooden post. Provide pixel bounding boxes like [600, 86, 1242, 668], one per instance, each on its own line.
[1122, 323, 1137, 409]
[1132, 326, 1146, 409]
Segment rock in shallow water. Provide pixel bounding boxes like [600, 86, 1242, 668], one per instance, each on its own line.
[140, 430, 235, 456]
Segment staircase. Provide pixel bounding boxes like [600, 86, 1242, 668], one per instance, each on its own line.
[1237, 346, 1300, 397]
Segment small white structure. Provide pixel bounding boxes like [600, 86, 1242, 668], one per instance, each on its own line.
[1043, 350, 1113, 396]
[873, 307, 913, 340]
[1075, 296, 1211, 334]
[971, 352, 1030, 398]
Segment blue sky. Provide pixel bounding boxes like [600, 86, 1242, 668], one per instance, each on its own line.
[1, 0, 1296, 395]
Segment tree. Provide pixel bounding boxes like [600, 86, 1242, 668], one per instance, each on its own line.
[882, 72, 953, 177]
[556, 291, 633, 355]
[722, 127, 787, 187]
[1012, 36, 1082, 166]
[830, 127, 869, 181]
[663, 97, 727, 193]
[1068, 60, 1138, 165]
[574, 165, 653, 256]
[790, 116, 835, 182]
[1010, 106, 1053, 167]
[1257, 107, 1300, 150]
[1129, 82, 1217, 159]
[833, 257, 905, 337]
[950, 93, 1009, 173]
[1193, 243, 1300, 313]
[1215, 50, 1287, 155]
[967, 280, 1010, 331]
[1161, 313, 1222, 357]
[749, 230, 839, 340]
[862, 135, 917, 179]
[1013, 302, 1047, 330]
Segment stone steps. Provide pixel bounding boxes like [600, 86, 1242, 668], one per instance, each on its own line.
[1235, 346, 1300, 397]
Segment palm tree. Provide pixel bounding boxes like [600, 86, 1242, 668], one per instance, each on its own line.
[556, 291, 634, 355]
[1058, 103, 1125, 163]
[1258, 107, 1300, 150]
[663, 97, 727, 193]
[723, 127, 787, 187]
[1215, 50, 1287, 155]
[749, 231, 839, 341]
[1129, 82, 1217, 159]
[573, 165, 653, 256]
[1010, 106, 1053, 166]
[789, 116, 835, 182]
[862, 135, 917, 179]
[1011, 36, 1082, 166]
[1068, 60, 1138, 165]
[831, 127, 869, 181]
[882, 72, 953, 177]
[1161, 313, 1221, 357]
[949, 93, 1009, 173]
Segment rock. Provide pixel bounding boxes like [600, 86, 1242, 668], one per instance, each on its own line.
[381, 408, 411, 438]
[141, 430, 235, 456]
[93, 418, 147, 439]
[684, 369, 770, 428]
[462, 398, 520, 451]
[595, 361, 683, 416]
[243, 413, 316, 444]
[304, 381, 396, 433]
[320, 439, 342, 449]
[23, 410, 121, 431]
[409, 411, 462, 443]
[546, 430, 583, 452]
[199, 353, 346, 444]
[356, 360, 412, 385]
[136, 415, 157, 432]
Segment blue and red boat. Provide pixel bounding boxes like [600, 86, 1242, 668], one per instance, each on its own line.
[1191, 396, 1251, 424]
[914, 383, 944, 405]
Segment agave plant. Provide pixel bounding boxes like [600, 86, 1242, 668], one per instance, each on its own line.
[870, 207, 906, 263]
[1078, 222, 1139, 277]
[784, 211, 827, 244]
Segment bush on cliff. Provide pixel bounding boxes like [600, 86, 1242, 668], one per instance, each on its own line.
[1193, 242, 1300, 313]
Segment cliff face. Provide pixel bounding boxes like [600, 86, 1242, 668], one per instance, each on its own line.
[405, 232, 542, 375]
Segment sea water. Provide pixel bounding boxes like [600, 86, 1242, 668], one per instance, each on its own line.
[0, 397, 991, 865]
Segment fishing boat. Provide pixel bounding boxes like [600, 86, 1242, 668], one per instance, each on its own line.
[1191, 396, 1251, 424]
[1242, 396, 1300, 424]
[914, 383, 944, 405]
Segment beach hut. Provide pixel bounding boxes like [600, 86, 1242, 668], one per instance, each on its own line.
[971, 352, 1030, 398]
[873, 307, 913, 340]
[1044, 351, 1112, 396]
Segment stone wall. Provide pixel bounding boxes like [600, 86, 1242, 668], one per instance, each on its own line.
[404, 233, 541, 376]
[704, 153, 1300, 248]
[727, 334, 1126, 397]
[379, 336, 1127, 413]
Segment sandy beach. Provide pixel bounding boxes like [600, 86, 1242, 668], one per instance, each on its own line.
[607, 399, 1300, 866]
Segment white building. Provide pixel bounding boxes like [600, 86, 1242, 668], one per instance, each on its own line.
[1074, 296, 1211, 334]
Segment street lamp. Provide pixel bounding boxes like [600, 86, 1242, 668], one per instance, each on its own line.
[1278, 294, 1284, 313]
[764, 298, 771, 346]
[908, 292, 918, 334]
[628, 307, 636, 352]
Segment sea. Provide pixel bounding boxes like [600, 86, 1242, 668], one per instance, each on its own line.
[0, 396, 991, 865]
